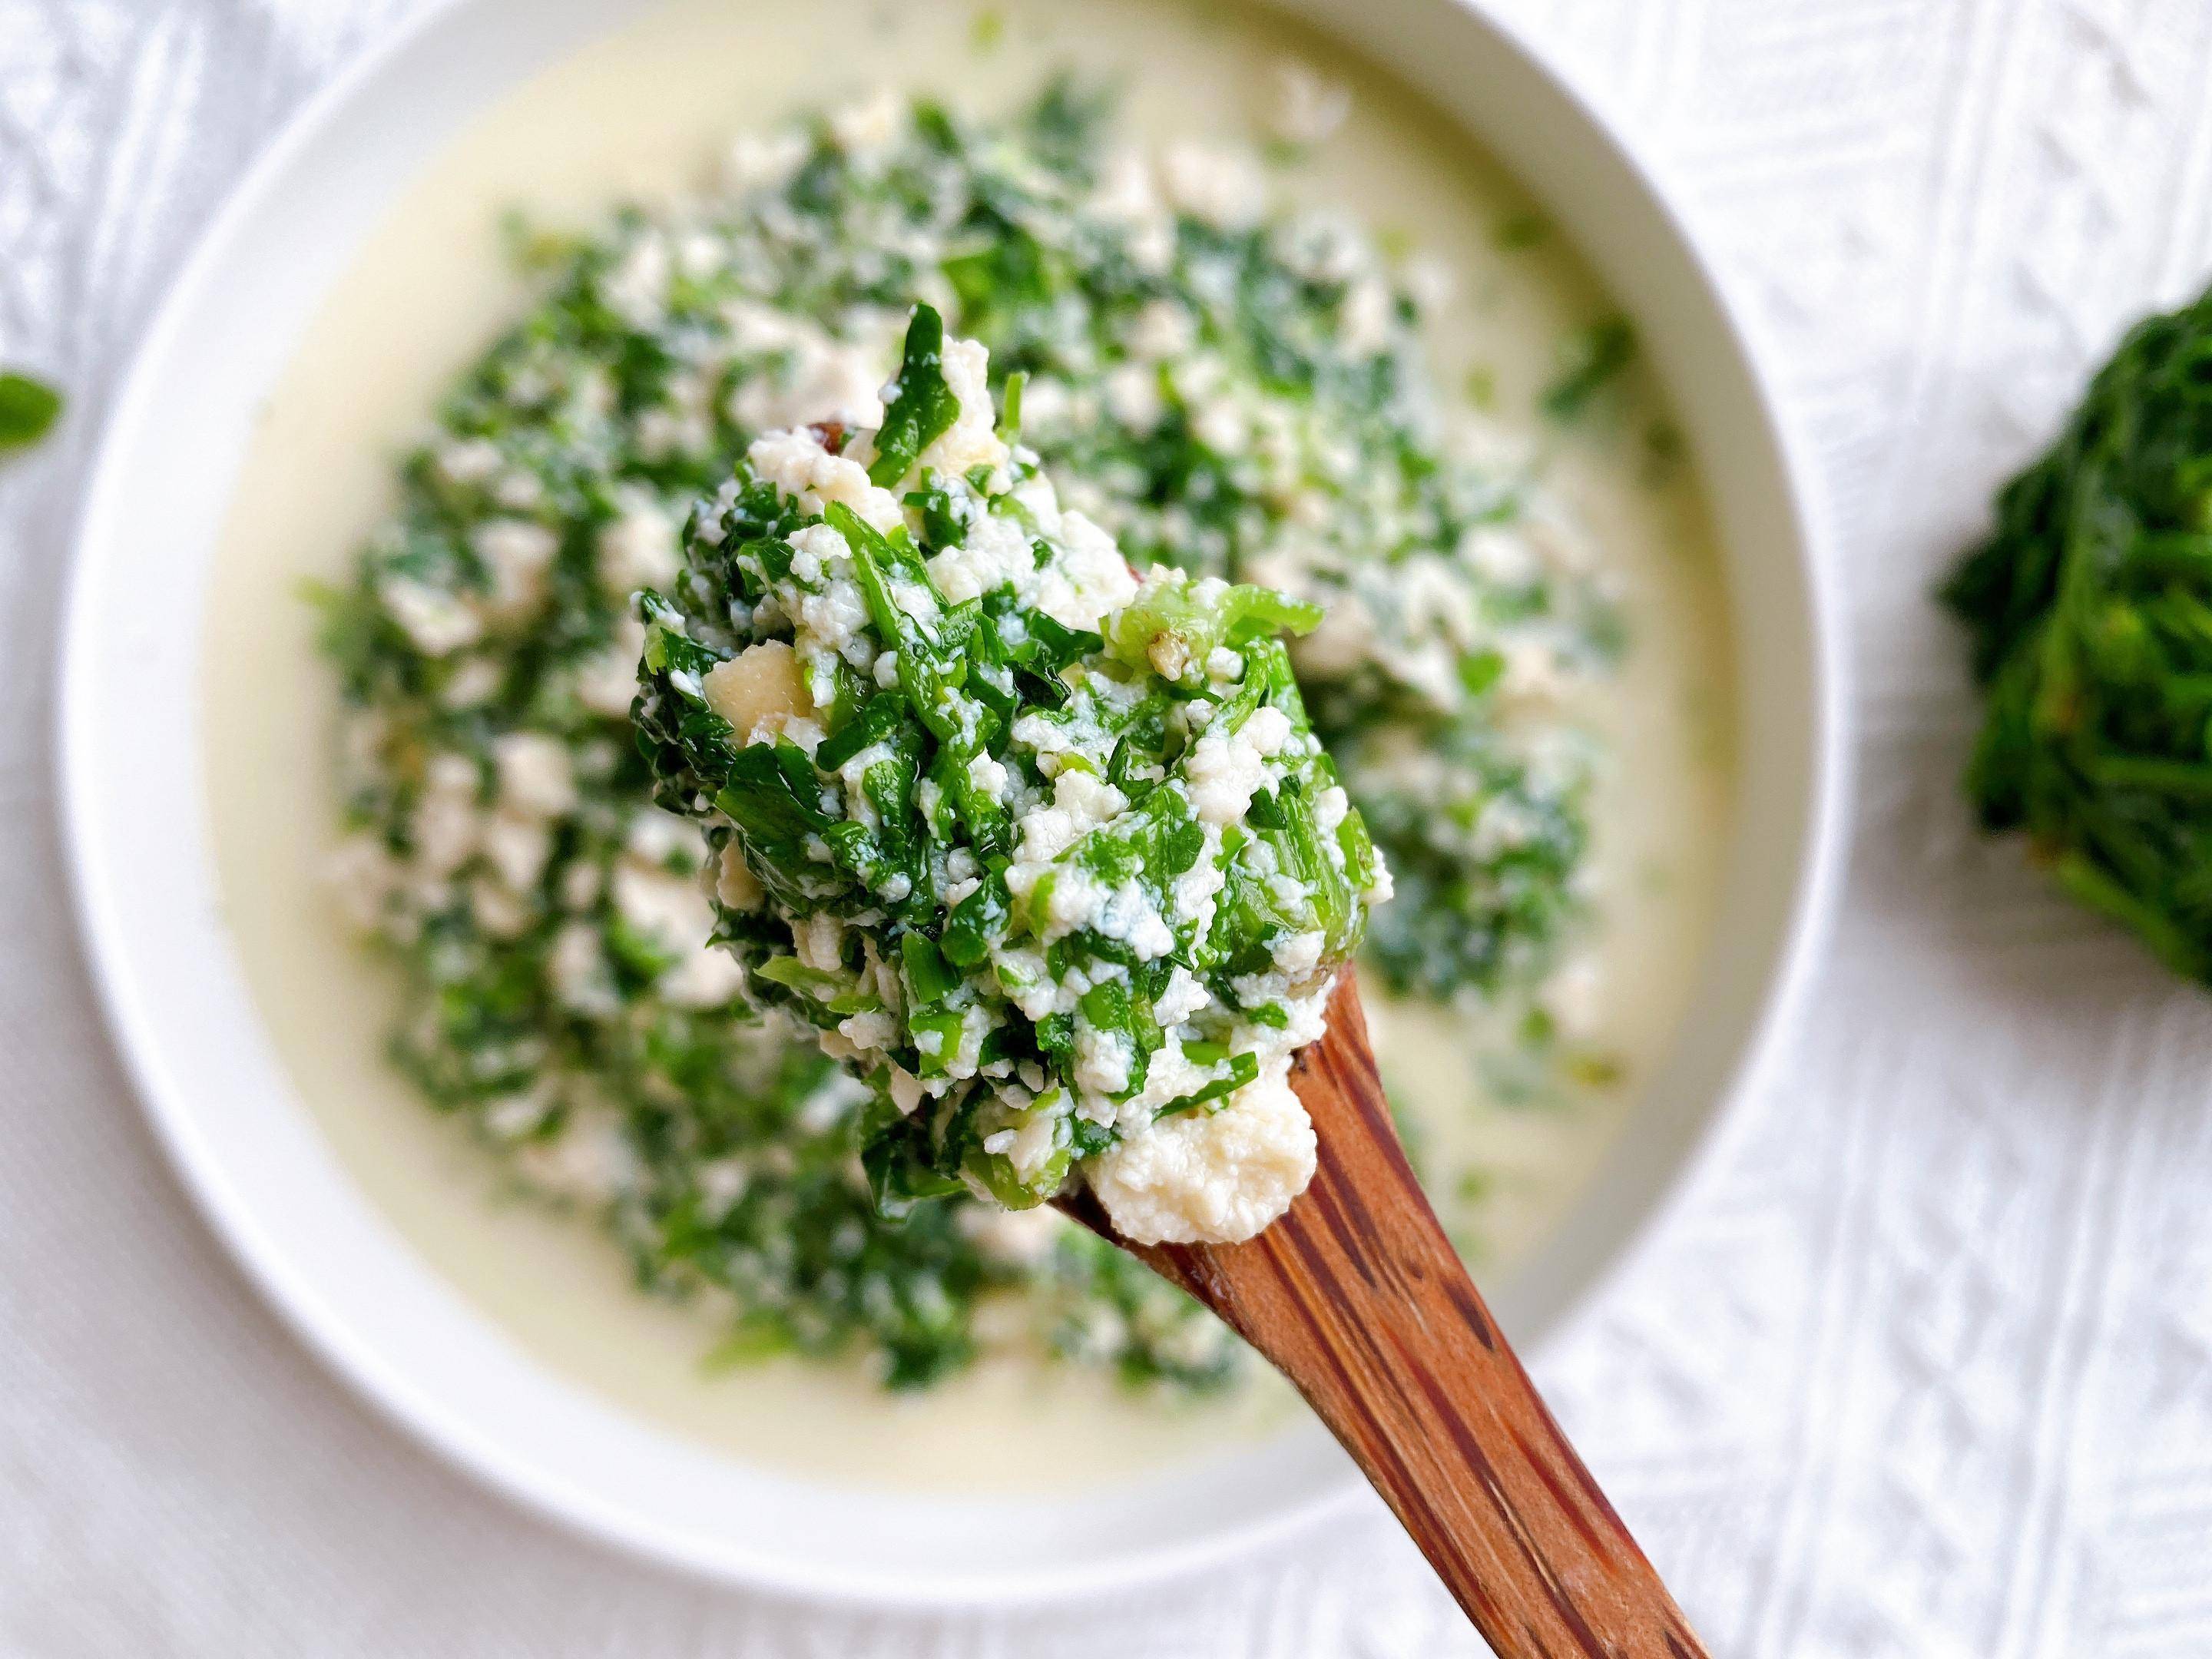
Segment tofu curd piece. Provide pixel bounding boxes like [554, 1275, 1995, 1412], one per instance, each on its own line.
[1088, 1066, 1318, 1246]
[702, 639, 815, 741]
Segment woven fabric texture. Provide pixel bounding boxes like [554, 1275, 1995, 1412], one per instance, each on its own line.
[4, 2, 2209, 1654]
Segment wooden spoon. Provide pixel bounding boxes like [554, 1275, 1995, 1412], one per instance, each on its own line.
[1061, 972, 1709, 1658]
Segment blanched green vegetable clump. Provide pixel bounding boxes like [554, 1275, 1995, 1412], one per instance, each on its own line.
[637, 309, 1387, 1242]
[1945, 283, 2212, 981]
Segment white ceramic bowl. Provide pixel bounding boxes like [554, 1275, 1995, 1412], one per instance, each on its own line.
[58, 0, 1842, 1610]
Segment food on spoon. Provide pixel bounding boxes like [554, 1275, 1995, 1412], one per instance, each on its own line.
[635, 306, 1389, 1243]
[1944, 283, 2212, 981]
[316, 81, 1637, 1392]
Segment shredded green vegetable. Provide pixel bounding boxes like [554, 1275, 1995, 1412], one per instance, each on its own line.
[1945, 283, 2212, 981]
[0, 372, 62, 452]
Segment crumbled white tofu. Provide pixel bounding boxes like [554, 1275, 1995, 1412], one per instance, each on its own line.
[1088, 1066, 1317, 1244]
[982, 1104, 1065, 1183]
[929, 490, 1136, 637]
[324, 833, 401, 931]
[1103, 362, 1164, 430]
[1074, 1022, 1135, 1098]
[1539, 955, 1604, 1042]
[694, 1156, 752, 1220]
[549, 921, 620, 1016]
[1159, 142, 1266, 230]
[658, 942, 748, 1008]
[1040, 509, 1140, 631]
[702, 639, 815, 741]
[470, 874, 532, 939]
[836, 1007, 900, 1053]
[956, 1202, 1067, 1265]
[611, 860, 717, 961]
[472, 518, 559, 621]
[966, 752, 1009, 801]
[596, 495, 680, 596]
[1091, 149, 1177, 271]
[625, 807, 705, 868]
[412, 752, 481, 877]
[926, 513, 1030, 606]
[601, 232, 671, 329]
[575, 616, 650, 717]
[828, 88, 903, 157]
[1042, 769, 1130, 857]
[493, 731, 578, 819]
[1499, 637, 1573, 707]
[1091, 879, 1175, 959]
[1156, 967, 1213, 1027]
[1184, 712, 1284, 825]
[1290, 588, 1375, 677]
[1127, 299, 1197, 362]
[746, 426, 905, 532]
[1339, 276, 1396, 356]
[435, 436, 504, 486]
[380, 576, 482, 657]
[479, 813, 551, 893]
[724, 128, 808, 194]
[792, 912, 845, 973]
[727, 316, 889, 431]
[1271, 929, 1326, 980]
[558, 859, 603, 912]
[439, 657, 502, 710]
[1267, 61, 1351, 148]
[515, 1107, 640, 1204]
[716, 840, 765, 911]
[492, 470, 542, 512]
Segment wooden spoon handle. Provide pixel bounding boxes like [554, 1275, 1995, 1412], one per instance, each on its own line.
[1075, 978, 1708, 1659]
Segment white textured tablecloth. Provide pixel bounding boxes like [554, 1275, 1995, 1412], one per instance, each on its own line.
[7, 2, 2212, 1654]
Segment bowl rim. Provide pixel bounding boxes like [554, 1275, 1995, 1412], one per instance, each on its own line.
[54, 0, 1847, 1611]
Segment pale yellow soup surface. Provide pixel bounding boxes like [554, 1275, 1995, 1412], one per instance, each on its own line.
[202, 0, 1735, 1493]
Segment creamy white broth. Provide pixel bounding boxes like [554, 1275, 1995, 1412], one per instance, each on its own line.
[202, 0, 1731, 1492]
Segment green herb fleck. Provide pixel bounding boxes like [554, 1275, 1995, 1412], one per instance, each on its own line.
[0, 373, 63, 452]
[498, 209, 585, 273]
[1641, 419, 1684, 487]
[1541, 316, 1637, 424]
[1493, 211, 1548, 251]
[867, 304, 962, 487]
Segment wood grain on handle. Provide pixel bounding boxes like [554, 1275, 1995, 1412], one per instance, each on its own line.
[1068, 975, 1709, 1659]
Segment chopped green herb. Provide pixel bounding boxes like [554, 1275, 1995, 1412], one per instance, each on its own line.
[1541, 316, 1638, 424]
[497, 208, 586, 273]
[0, 372, 62, 452]
[1493, 211, 1548, 250]
[866, 303, 963, 487]
[1641, 419, 1684, 487]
